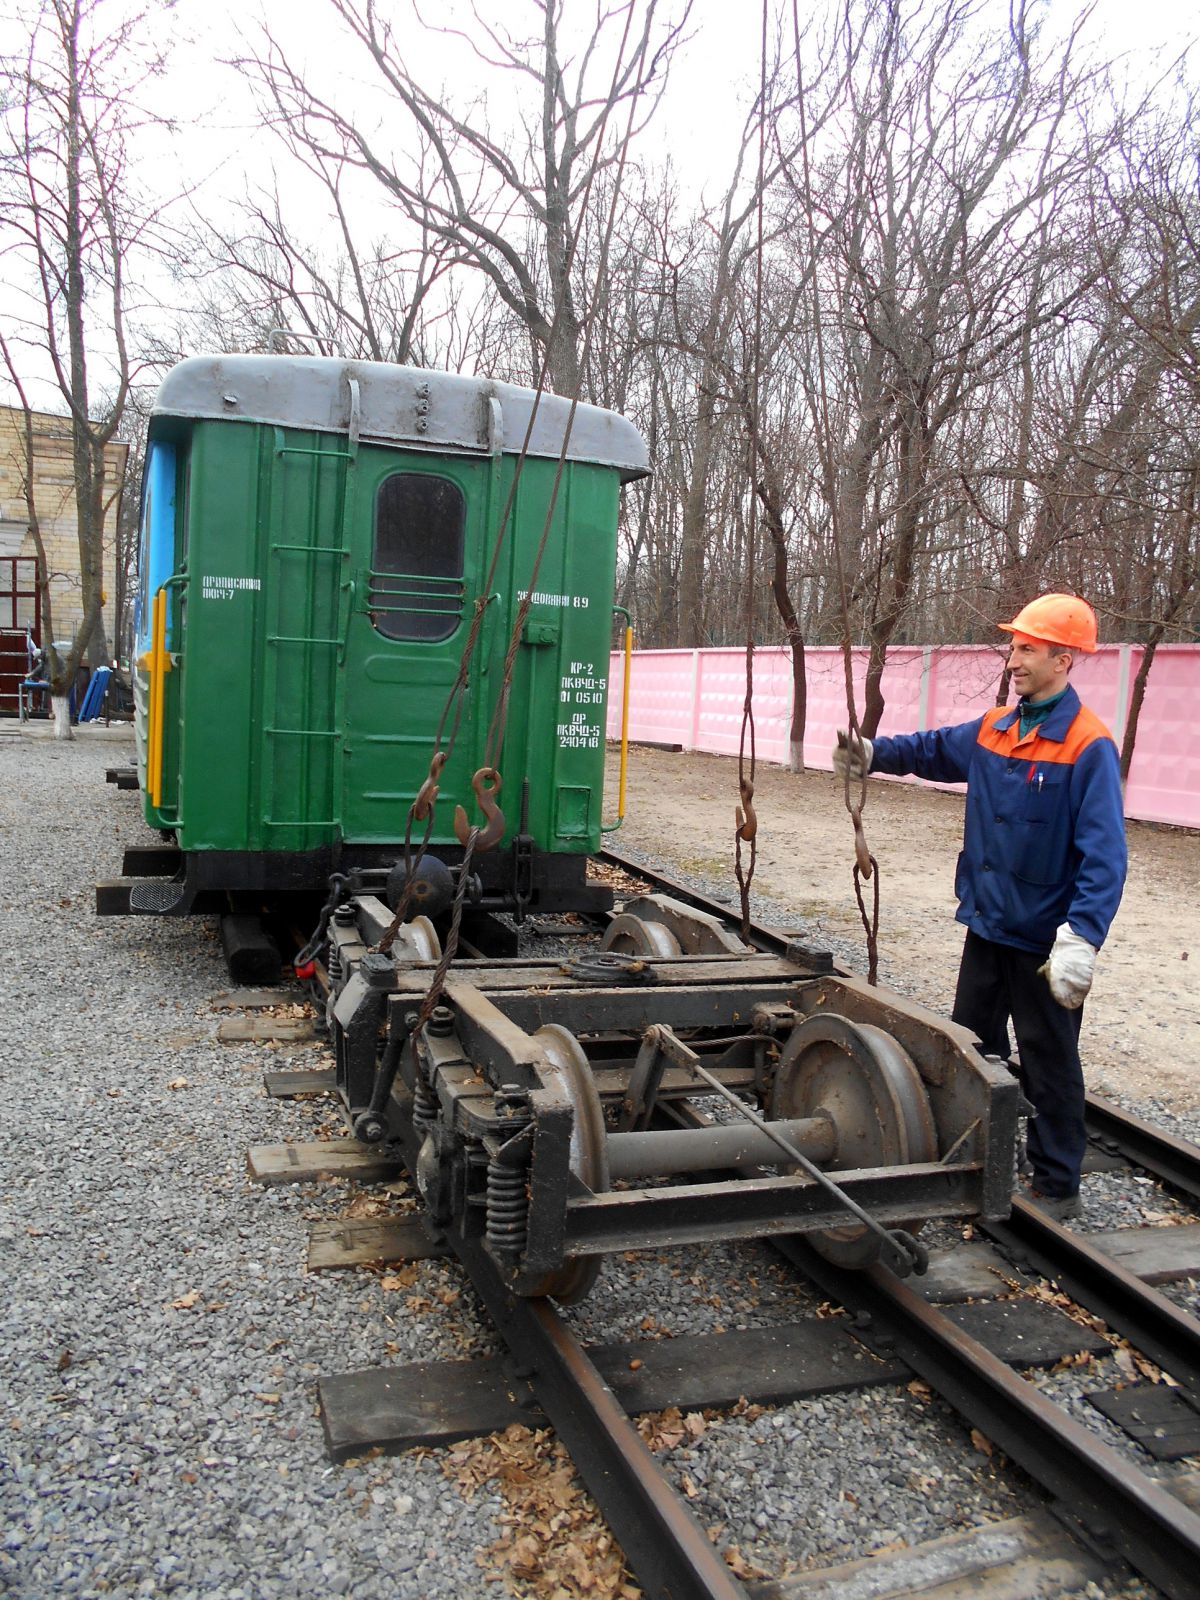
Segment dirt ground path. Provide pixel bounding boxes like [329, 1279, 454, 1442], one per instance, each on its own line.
[606, 745, 1200, 1113]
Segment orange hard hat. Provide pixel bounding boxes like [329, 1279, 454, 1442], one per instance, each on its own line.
[998, 593, 1098, 652]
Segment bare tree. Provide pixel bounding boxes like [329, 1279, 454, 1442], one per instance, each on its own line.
[0, 0, 161, 734]
[784, 0, 1110, 732]
[236, 0, 691, 396]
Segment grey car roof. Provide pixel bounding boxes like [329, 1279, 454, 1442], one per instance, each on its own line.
[152, 355, 650, 482]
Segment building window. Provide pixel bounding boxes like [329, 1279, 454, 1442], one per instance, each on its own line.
[370, 473, 466, 642]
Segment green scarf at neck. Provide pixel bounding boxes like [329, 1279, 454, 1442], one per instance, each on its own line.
[1018, 686, 1068, 740]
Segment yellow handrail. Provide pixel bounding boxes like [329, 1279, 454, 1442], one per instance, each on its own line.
[148, 588, 168, 809]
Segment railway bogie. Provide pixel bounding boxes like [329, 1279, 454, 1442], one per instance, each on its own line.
[321, 890, 1018, 1299]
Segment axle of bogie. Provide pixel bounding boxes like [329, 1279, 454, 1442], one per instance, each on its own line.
[605, 1117, 837, 1177]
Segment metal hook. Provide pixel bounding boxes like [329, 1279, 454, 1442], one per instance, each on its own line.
[735, 777, 757, 843]
[412, 750, 448, 823]
[850, 807, 873, 879]
[454, 766, 506, 852]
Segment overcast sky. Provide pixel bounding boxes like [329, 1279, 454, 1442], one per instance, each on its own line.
[153, 0, 1196, 207]
[2, 0, 1196, 411]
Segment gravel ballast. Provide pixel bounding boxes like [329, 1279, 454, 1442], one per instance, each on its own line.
[0, 731, 505, 1600]
[0, 728, 1193, 1599]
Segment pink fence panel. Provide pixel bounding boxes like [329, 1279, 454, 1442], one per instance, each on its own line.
[1068, 651, 1126, 738]
[608, 643, 1200, 829]
[609, 648, 695, 745]
[926, 648, 1005, 728]
[697, 649, 795, 760]
[1122, 646, 1200, 827]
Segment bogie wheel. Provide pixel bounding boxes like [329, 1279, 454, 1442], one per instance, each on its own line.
[601, 914, 682, 959]
[531, 1024, 609, 1304]
[771, 1013, 937, 1269]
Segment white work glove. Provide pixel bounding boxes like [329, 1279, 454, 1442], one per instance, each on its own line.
[1039, 922, 1097, 1009]
[832, 729, 873, 782]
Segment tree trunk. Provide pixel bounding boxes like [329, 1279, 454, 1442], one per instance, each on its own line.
[861, 410, 925, 736]
[678, 384, 716, 647]
[53, 694, 73, 741]
[755, 443, 807, 770]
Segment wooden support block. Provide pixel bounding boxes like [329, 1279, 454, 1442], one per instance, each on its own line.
[246, 1143, 402, 1186]
[213, 988, 304, 1012]
[941, 1298, 1109, 1366]
[221, 914, 283, 986]
[1089, 1222, 1200, 1285]
[1081, 1145, 1127, 1175]
[751, 1506, 1109, 1599]
[307, 1215, 447, 1270]
[593, 1320, 905, 1412]
[264, 1068, 336, 1099]
[318, 1322, 901, 1460]
[914, 1243, 1019, 1305]
[1088, 1384, 1200, 1461]
[218, 1017, 318, 1045]
[320, 1358, 534, 1460]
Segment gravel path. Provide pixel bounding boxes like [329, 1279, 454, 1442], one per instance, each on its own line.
[0, 728, 1191, 1600]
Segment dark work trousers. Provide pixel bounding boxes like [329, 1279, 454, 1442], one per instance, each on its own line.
[951, 929, 1086, 1198]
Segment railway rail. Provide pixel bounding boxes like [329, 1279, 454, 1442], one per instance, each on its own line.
[264, 845, 1200, 1600]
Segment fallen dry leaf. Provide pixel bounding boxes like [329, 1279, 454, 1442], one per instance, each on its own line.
[723, 1546, 770, 1580]
[380, 1265, 419, 1292]
[441, 1424, 636, 1598]
[170, 1291, 200, 1310]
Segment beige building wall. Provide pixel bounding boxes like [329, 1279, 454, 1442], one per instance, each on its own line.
[0, 406, 129, 652]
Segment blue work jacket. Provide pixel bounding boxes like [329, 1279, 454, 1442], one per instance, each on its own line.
[870, 684, 1127, 954]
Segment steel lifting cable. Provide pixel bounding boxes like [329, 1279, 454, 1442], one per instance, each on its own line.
[790, 0, 880, 984]
[377, 3, 652, 960]
[733, 0, 771, 942]
[373, 367, 563, 953]
[482, 32, 648, 779]
[375, 4, 651, 996]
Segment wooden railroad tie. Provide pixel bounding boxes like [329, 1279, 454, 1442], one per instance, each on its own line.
[246, 1143, 402, 1186]
[219, 1016, 319, 1045]
[317, 1293, 1108, 1459]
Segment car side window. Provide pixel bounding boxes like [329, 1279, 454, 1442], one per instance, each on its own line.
[371, 473, 466, 642]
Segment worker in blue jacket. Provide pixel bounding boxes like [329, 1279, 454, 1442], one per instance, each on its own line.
[833, 594, 1127, 1220]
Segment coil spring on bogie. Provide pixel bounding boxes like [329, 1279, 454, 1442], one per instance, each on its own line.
[412, 1073, 439, 1134]
[485, 1159, 529, 1257]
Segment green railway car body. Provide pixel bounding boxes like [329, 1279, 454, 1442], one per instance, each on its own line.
[130, 356, 647, 915]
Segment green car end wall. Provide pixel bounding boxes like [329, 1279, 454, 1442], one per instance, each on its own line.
[143, 416, 622, 860]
